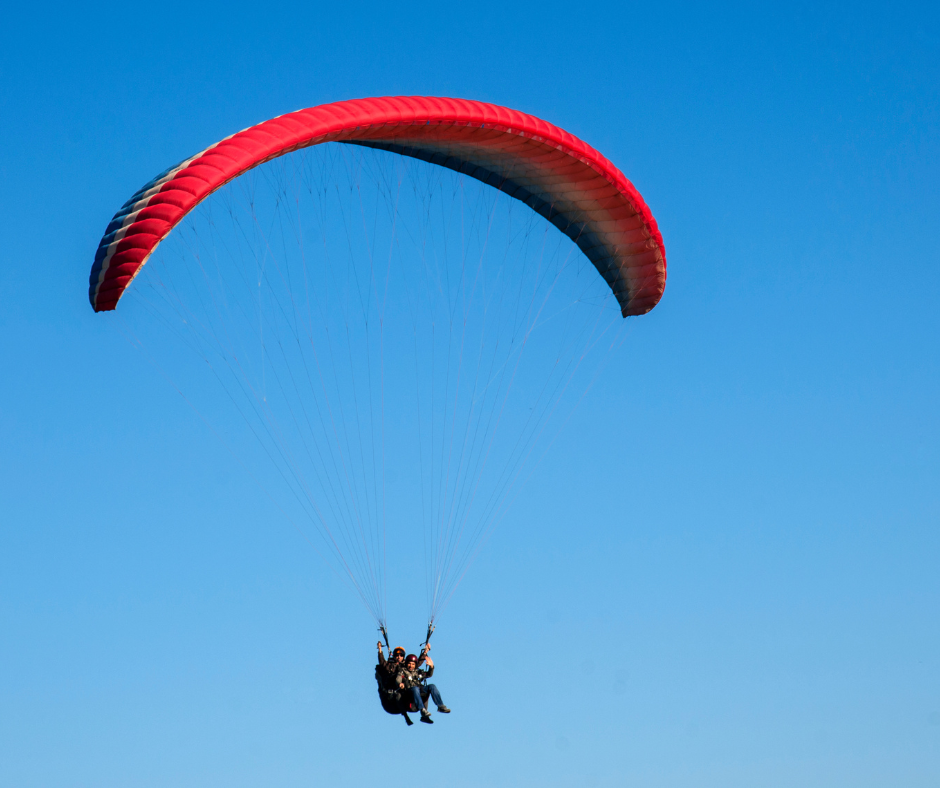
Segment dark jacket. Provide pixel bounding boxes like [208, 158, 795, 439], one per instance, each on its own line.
[396, 664, 433, 689]
[376, 652, 404, 691]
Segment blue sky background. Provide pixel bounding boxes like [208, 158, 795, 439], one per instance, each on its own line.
[1, 2, 938, 786]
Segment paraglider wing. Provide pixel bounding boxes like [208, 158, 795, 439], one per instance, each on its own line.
[89, 96, 666, 316]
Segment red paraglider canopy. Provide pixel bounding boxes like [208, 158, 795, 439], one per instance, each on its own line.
[90, 96, 666, 316]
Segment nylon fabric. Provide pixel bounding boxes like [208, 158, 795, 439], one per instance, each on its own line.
[89, 96, 667, 316]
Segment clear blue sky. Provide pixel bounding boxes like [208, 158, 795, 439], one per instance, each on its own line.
[1, 2, 938, 786]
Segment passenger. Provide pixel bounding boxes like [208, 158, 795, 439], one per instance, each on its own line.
[396, 652, 450, 724]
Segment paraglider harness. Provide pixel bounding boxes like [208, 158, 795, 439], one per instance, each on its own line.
[376, 623, 434, 716]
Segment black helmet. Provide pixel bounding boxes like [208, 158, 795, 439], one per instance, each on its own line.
[392, 646, 406, 657]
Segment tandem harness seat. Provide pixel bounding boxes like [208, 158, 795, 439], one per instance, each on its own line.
[376, 665, 430, 716]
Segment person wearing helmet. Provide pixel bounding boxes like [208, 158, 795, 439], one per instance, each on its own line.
[396, 648, 450, 724]
[377, 643, 407, 682]
[376, 643, 414, 724]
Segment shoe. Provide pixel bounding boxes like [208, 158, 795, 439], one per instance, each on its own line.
[420, 711, 434, 724]
[436, 705, 451, 713]
[403, 714, 414, 726]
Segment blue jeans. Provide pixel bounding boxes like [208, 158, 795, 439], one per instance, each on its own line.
[408, 683, 444, 711]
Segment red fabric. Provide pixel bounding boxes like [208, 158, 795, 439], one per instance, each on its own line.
[92, 96, 666, 315]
